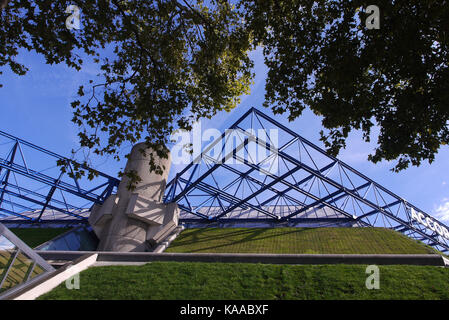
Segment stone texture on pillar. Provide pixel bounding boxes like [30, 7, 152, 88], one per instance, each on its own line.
[89, 142, 179, 252]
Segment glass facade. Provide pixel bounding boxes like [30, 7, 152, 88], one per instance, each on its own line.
[36, 226, 99, 251]
[0, 224, 54, 298]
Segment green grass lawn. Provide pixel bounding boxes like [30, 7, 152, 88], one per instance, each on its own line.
[166, 227, 435, 254]
[39, 262, 449, 300]
[9, 228, 70, 248]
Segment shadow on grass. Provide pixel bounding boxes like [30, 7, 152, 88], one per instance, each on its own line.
[167, 227, 436, 254]
[168, 228, 313, 253]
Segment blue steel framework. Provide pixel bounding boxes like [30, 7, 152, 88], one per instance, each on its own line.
[165, 108, 449, 253]
[0, 130, 119, 223]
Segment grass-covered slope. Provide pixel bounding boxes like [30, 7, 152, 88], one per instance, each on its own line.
[39, 262, 449, 300]
[9, 228, 70, 248]
[165, 227, 434, 254]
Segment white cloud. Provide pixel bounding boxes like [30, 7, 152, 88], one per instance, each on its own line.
[434, 198, 449, 221]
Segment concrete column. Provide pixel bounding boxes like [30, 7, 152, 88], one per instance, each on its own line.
[89, 143, 179, 252]
[117, 142, 171, 202]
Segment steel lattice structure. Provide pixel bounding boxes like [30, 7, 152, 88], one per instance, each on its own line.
[2, 108, 448, 253]
[0, 130, 119, 223]
[165, 108, 449, 253]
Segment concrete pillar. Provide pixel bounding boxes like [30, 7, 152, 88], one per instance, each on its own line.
[89, 143, 179, 252]
[117, 142, 171, 202]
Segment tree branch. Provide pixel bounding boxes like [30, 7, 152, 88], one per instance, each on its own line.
[110, 0, 161, 70]
[0, 0, 8, 9]
[174, 0, 212, 29]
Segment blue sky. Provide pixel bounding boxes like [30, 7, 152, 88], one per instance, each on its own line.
[1, 46, 449, 222]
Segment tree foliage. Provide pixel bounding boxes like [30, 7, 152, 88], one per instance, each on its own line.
[1, 0, 448, 181]
[0, 0, 253, 181]
[244, 0, 449, 171]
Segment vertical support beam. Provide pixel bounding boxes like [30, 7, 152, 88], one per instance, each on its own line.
[0, 142, 18, 208]
[37, 171, 64, 221]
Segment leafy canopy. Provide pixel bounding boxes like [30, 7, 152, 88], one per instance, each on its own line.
[243, 0, 449, 171]
[1, 0, 448, 179]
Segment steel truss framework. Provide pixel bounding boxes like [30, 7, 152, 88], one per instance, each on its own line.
[0, 130, 119, 223]
[165, 108, 449, 253]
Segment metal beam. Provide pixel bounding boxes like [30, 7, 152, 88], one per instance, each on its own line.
[0, 131, 119, 223]
[165, 107, 449, 253]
